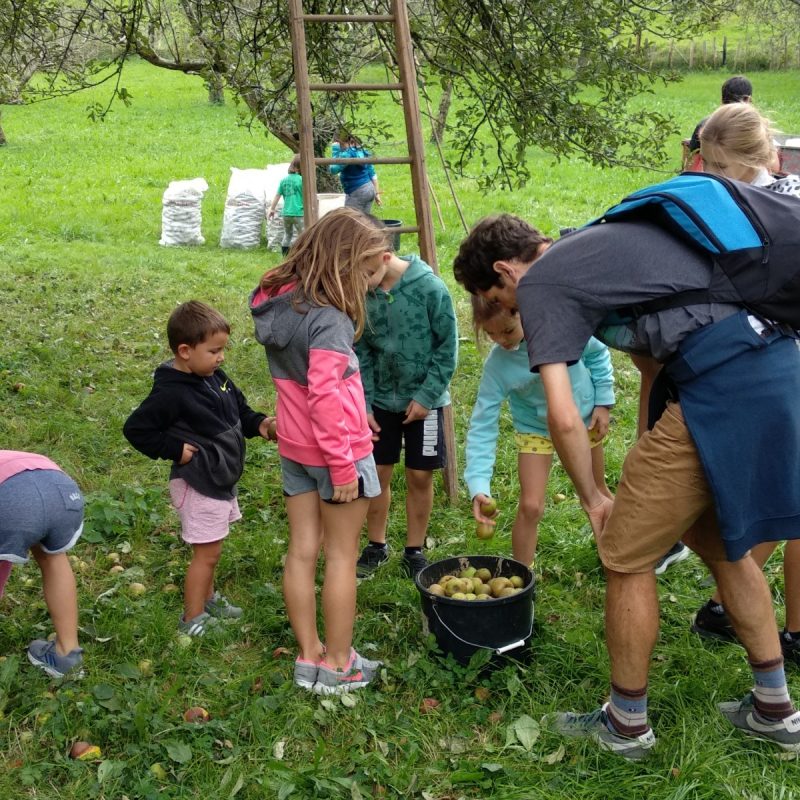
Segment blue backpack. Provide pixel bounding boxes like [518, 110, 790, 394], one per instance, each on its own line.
[589, 172, 800, 328]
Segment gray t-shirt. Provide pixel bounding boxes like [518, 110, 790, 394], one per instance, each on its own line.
[516, 221, 740, 367]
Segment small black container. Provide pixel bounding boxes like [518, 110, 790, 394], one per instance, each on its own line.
[380, 219, 402, 251]
[415, 555, 535, 665]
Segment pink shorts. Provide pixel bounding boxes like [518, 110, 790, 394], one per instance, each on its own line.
[169, 479, 241, 545]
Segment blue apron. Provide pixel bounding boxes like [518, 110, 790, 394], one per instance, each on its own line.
[664, 311, 800, 560]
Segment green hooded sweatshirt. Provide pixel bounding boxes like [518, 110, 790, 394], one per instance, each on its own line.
[355, 255, 458, 413]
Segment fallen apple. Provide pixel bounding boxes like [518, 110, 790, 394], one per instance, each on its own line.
[128, 582, 146, 596]
[150, 762, 168, 781]
[553, 492, 567, 503]
[419, 697, 440, 714]
[69, 741, 102, 761]
[138, 659, 153, 677]
[176, 634, 193, 649]
[183, 706, 210, 723]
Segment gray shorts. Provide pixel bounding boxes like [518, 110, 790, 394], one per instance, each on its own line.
[280, 455, 381, 501]
[0, 469, 84, 563]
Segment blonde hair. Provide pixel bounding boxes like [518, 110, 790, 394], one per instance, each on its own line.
[259, 208, 389, 338]
[470, 293, 517, 345]
[700, 102, 777, 173]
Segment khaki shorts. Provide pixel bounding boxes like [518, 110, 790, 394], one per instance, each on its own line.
[598, 403, 728, 573]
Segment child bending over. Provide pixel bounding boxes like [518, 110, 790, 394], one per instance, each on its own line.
[465, 297, 614, 565]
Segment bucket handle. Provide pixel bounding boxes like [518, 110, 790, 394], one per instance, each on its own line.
[430, 603, 533, 656]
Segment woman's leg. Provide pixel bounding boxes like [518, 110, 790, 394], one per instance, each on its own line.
[513, 453, 552, 565]
[284, 491, 325, 662]
[184, 540, 222, 620]
[319, 497, 370, 668]
[784, 539, 800, 631]
[31, 547, 79, 654]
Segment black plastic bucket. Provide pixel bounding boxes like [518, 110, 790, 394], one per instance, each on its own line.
[415, 555, 535, 665]
[381, 219, 402, 251]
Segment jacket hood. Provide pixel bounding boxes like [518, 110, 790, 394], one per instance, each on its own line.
[152, 360, 210, 387]
[392, 255, 431, 291]
[249, 284, 306, 351]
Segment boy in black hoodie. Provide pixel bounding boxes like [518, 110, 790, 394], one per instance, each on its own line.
[124, 301, 274, 636]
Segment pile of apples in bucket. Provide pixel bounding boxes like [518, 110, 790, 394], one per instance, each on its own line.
[427, 563, 525, 601]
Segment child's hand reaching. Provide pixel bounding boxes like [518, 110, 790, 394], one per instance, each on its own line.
[403, 400, 429, 424]
[180, 443, 198, 464]
[259, 416, 278, 442]
[588, 406, 611, 440]
[472, 493, 498, 526]
[331, 479, 359, 503]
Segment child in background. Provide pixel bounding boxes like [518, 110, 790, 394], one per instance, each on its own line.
[465, 297, 614, 566]
[268, 155, 304, 256]
[0, 450, 85, 678]
[123, 301, 273, 637]
[330, 132, 382, 215]
[354, 221, 458, 579]
[691, 102, 800, 664]
[249, 208, 383, 694]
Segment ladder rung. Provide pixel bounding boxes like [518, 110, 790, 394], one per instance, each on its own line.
[391, 226, 419, 235]
[316, 156, 413, 166]
[302, 14, 394, 23]
[308, 82, 403, 93]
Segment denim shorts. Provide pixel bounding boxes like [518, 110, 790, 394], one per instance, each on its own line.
[280, 454, 381, 501]
[0, 469, 84, 563]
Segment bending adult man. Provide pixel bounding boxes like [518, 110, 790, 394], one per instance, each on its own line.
[453, 213, 800, 760]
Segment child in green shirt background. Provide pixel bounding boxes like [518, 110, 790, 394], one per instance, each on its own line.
[268, 155, 304, 255]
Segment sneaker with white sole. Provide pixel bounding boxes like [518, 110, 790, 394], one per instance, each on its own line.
[178, 611, 221, 637]
[313, 649, 382, 695]
[27, 639, 84, 679]
[719, 692, 800, 751]
[204, 592, 242, 619]
[294, 657, 319, 690]
[654, 542, 690, 575]
[356, 545, 390, 578]
[551, 703, 656, 761]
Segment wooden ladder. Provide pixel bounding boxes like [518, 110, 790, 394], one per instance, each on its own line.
[288, 0, 458, 499]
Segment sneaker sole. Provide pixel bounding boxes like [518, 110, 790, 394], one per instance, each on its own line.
[27, 652, 84, 680]
[295, 678, 316, 691]
[312, 680, 370, 695]
[654, 548, 690, 575]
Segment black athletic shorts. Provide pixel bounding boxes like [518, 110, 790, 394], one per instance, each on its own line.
[371, 406, 446, 471]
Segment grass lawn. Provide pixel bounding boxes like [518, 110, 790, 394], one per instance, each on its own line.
[2, 59, 800, 799]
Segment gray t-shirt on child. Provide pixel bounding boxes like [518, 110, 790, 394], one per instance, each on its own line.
[516, 220, 740, 368]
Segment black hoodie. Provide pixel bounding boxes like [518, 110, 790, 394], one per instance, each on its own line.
[123, 361, 266, 500]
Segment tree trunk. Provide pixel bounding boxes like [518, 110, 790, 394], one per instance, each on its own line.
[206, 74, 224, 105]
[430, 80, 452, 145]
[0, 112, 6, 146]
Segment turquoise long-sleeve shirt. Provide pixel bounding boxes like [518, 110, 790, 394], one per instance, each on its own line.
[464, 337, 615, 499]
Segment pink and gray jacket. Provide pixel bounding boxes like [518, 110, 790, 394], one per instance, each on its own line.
[249, 282, 373, 486]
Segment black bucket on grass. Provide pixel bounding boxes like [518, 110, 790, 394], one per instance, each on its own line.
[381, 219, 402, 251]
[415, 555, 534, 665]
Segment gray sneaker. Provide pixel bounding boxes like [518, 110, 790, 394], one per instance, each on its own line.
[294, 658, 319, 690]
[205, 592, 242, 619]
[719, 692, 800, 751]
[551, 703, 656, 761]
[178, 612, 221, 637]
[313, 649, 382, 695]
[27, 639, 84, 679]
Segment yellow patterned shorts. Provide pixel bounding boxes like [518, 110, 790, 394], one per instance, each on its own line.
[515, 428, 604, 455]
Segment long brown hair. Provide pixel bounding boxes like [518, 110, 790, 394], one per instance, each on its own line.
[259, 207, 388, 338]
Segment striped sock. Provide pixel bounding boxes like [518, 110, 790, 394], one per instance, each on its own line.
[605, 683, 649, 737]
[750, 656, 795, 720]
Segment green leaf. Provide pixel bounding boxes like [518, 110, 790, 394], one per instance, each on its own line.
[512, 715, 540, 751]
[481, 763, 504, 772]
[165, 740, 192, 764]
[92, 683, 115, 700]
[97, 760, 124, 784]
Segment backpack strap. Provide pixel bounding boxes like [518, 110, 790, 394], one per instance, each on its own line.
[615, 289, 714, 320]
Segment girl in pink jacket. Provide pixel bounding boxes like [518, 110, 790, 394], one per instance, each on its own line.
[250, 208, 386, 695]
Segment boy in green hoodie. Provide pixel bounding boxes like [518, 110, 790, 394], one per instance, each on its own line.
[356, 238, 458, 578]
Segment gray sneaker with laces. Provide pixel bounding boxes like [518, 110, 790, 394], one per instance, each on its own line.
[205, 592, 242, 619]
[551, 703, 656, 761]
[313, 649, 382, 695]
[719, 692, 800, 751]
[294, 658, 319, 690]
[27, 639, 84, 679]
[178, 611, 221, 637]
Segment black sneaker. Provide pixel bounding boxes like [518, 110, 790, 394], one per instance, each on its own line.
[654, 542, 690, 575]
[402, 550, 428, 579]
[781, 630, 800, 667]
[692, 599, 738, 642]
[356, 544, 390, 578]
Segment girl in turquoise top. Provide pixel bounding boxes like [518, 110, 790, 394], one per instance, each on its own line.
[465, 296, 615, 565]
